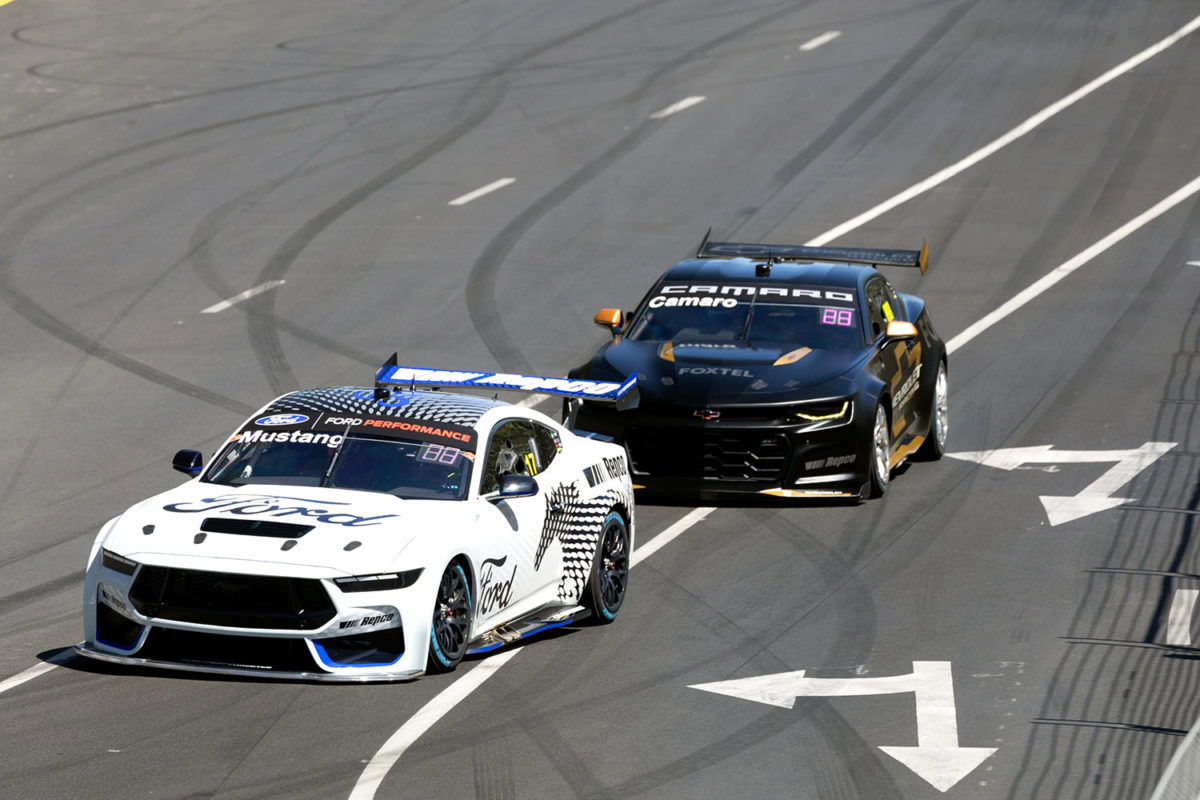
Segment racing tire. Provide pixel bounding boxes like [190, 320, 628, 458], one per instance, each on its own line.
[583, 512, 630, 624]
[867, 403, 891, 498]
[426, 561, 472, 674]
[916, 360, 948, 461]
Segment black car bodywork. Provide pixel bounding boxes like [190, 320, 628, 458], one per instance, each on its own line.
[569, 237, 947, 500]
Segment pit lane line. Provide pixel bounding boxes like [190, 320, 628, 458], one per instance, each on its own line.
[348, 506, 715, 800]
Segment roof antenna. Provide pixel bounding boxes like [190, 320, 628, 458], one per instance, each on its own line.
[696, 227, 713, 258]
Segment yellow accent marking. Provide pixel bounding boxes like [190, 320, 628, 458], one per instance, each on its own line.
[918, 240, 929, 274]
[759, 488, 854, 498]
[773, 346, 812, 366]
[659, 342, 675, 362]
[631, 484, 646, 490]
[882, 301, 894, 322]
[889, 435, 925, 468]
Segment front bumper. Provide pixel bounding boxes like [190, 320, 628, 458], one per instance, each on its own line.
[575, 401, 871, 498]
[81, 557, 431, 682]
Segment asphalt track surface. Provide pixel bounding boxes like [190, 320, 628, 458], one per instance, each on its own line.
[1, 0, 1199, 798]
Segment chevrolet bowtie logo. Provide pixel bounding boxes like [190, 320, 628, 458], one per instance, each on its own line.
[694, 409, 720, 421]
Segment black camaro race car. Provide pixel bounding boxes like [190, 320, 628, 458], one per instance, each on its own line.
[568, 235, 947, 500]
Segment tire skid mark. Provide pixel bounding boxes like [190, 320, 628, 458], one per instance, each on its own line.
[241, 0, 683, 393]
[466, 0, 826, 372]
[0, 148, 256, 416]
[186, 176, 381, 369]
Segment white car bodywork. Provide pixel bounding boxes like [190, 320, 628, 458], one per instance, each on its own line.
[77, 384, 634, 682]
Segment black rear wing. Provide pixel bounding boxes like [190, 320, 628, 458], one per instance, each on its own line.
[696, 231, 929, 274]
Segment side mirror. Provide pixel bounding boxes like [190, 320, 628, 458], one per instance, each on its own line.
[486, 473, 539, 502]
[172, 449, 204, 476]
[594, 308, 623, 337]
[884, 320, 919, 341]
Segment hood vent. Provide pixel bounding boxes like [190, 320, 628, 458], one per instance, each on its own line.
[200, 518, 314, 538]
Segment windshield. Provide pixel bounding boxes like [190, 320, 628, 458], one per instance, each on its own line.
[204, 436, 473, 501]
[628, 301, 863, 349]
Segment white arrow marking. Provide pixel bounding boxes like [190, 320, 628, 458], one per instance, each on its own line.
[689, 661, 995, 792]
[1166, 589, 1199, 646]
[947, 442, 1177, 525]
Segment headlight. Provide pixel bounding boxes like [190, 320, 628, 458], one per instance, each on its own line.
[792, 399, 853, 430]
[334, 569, 423, 592]
[101, 549, 139, 576]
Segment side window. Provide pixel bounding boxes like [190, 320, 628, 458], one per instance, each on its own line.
[480, 419, 540, 495]
[865, 279, 888, 340]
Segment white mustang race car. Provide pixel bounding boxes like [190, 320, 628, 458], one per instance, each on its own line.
[77, 358, 638, 681]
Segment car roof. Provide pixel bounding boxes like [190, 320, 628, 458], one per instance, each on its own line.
[659, 257, 872, 290]
[260, 386, 507, 429]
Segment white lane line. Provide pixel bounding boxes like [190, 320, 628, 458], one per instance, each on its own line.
[649, 96, 706, 120]
[1187, 260, 1200, 267]
[448, 178, 516, 206]
[349, 505, 717, 799]
[201, 280, 286, 314]
[804, 12, 1200, 247]
[631, 506, 715, 565]
[1166, 589, 1199, 646]
[0, 652, 71, 696]
[946, 174, 1200, 353]
[348, 647, 523, 800]
[799, 31, 840, 51]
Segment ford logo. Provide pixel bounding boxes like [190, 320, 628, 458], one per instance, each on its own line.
[255, 414, 309, 426]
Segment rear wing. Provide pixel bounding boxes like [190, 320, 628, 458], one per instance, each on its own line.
[374, 354, 640, 411]
[696, 230, 929, 274]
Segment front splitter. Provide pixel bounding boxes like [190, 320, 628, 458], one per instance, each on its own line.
[74, 643, 421, 683]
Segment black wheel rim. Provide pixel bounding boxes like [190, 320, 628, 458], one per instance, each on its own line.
[433, 566, 470, 659]
[599, 521, 629, 611]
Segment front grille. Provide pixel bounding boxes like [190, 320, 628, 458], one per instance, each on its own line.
[626, 427, 790, 481]
[138, 627, 317, 673]
[129, 567, 336, 630]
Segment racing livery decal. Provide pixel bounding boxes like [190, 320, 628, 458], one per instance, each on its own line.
[535, 485, 626, 602]
[478, 556, 517, 615]
[163, 493, 398, 527]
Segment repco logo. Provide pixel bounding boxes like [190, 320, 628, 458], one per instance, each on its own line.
[478, 556, 516, 615]
[338, 612, 395, 630]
